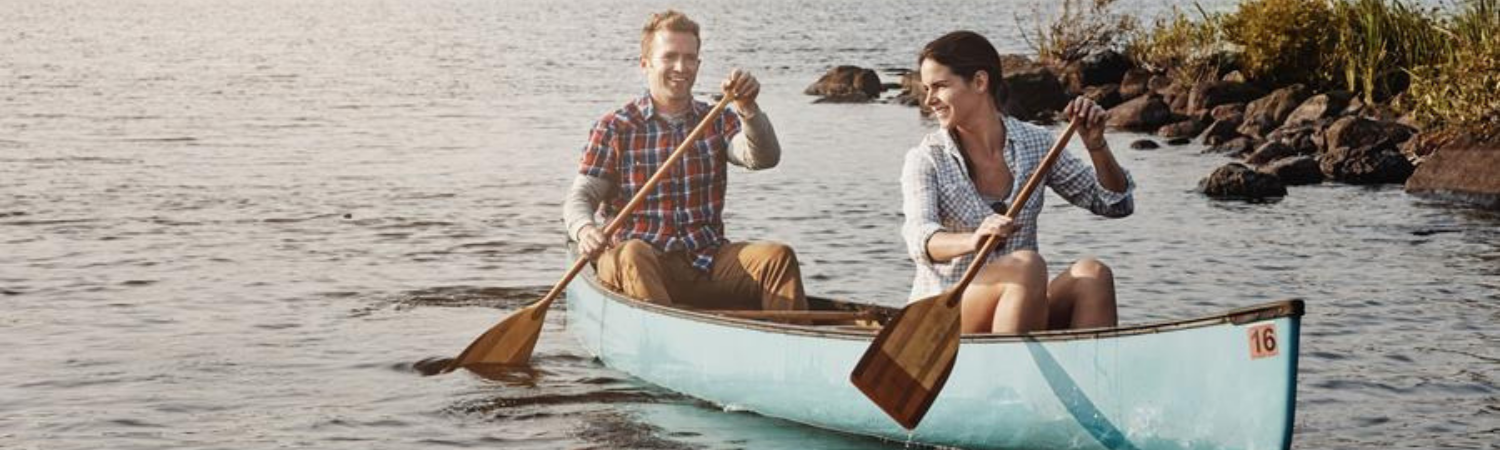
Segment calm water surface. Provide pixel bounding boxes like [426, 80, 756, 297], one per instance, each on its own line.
[3, 0, 1496, 448]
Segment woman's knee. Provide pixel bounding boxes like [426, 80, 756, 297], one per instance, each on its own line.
[1069, 257, 1113, 280]
[981, 250, 1047, 285]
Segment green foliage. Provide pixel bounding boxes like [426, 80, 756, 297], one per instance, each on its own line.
[1018, 0, 1137, 64]
[1220, 0, 1339, 88]
[1125, 4, 1227, 85]
[1331, 0, 1448, 104]
[1400, 0, 1500, 132]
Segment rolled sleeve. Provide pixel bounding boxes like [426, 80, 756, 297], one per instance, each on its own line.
[1047, 148, 1136, 218]
[901, 149, 945, 266]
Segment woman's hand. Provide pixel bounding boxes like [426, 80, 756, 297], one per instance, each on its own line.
[969, 214, 1018, 254]
[1064, 97, 1109, 153]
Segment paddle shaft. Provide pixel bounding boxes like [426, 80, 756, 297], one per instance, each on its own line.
[945, 120, 1079, 305]
[528, 94, 737, 319]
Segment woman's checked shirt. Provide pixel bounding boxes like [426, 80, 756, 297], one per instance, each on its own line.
[901, 115, 1135, 300]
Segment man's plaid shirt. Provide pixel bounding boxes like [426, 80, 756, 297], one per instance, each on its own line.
[578, 94, 742, 271]
[901, 115, 1135, 300]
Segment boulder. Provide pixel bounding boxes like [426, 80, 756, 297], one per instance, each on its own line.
[1201, 116, 1245, 146]
[1320, 140, 1415, 184]
[1061, 50, 1132, 94]
[1158, 119, 1207, 139]
[1284, 91, 1355, 127]
[1400, 129, 1468, 164]
[1265, 123, 1322, 156]
[1003, 66, 1069, 122]
[1405, 134, 1500, 209]
[1107, 94, 1173, 131]
[1322, 116, 1416, 153]
[1131, 139, 1161, 150]
[1204, 136, 1258, 156]
[1238, 84, 1312, 139]
[1200, 163, 1288, 199]
[894, 70, 928, 111]
[1147, 75, 1174, 95]
[806, 65, 882, 102]
[1119, 68, 1153, 101]
[1259, 155, 1324, 185]
[1167, 137, 1192, 146]
[1210, 103, 1247, 122]
[1245, 141, 1298, 166]
[1187, 81, 1267, 117]
[1083, 84, 1124, 110]
[1221, 70, 1248, 83]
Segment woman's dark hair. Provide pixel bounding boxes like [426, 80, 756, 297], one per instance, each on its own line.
[919, 31, 1008, 111]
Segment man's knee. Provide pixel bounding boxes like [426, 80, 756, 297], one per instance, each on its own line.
[615, 239, 656, 262]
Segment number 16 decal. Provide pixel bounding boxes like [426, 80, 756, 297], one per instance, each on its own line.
[1248, 323, 1278, 359]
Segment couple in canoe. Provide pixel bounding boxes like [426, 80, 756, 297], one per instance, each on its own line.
[563, 10, 1134, 334]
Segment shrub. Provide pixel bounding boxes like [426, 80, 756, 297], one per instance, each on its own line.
[1330, 0, 1449, 104]
[1018, 0, 1137, 64]
[1220, 0, 1339, 88]
[1400, 0, 1500, 134]
[1125, 4, 1228, 85]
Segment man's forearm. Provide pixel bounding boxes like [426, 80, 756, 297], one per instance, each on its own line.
[728, 111, 781, 170]
[562, 174, 611, 241]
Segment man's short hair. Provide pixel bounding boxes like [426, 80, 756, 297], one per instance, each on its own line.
[640, 10, 701, 59]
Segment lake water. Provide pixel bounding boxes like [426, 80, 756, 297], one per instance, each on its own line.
[2, 0, 1496, 448]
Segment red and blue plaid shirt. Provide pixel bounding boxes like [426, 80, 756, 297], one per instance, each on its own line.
[578, 94, 743, 271]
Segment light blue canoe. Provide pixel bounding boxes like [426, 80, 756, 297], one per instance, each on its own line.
[565, 259, 1302, 450]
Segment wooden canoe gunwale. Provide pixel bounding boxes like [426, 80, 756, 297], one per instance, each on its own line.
[574, 262, 1304, 343]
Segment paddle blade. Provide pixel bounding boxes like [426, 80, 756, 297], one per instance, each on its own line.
[446, 302, 548, 371]
[850, 291, 962, 429]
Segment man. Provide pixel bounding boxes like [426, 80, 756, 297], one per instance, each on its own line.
[562, 10, 807, 312]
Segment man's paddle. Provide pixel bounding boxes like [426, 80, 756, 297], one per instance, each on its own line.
[445, 92, 736, 372]
[850, 119, 1081, 429]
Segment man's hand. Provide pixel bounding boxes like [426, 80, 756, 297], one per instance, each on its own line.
[722, 69, 761, 117]
[577, 224, 613, 260]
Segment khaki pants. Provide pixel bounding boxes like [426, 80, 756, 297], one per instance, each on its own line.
[596, 239, 808, 311]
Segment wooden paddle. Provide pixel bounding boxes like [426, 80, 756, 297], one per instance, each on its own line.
[444, 92, 736, 372]
[850, 119, 1081, 429]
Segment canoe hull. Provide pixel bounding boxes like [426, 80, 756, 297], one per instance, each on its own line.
[566, 267, 1299, 450]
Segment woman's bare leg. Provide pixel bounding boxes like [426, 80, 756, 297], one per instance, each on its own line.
[1046, 257, 1118, 330]
[960, 250, 1049, 334]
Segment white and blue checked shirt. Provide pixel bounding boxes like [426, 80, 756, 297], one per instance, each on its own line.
[901, 115, 1135, 300]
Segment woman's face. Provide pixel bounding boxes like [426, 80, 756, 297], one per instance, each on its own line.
[919, 58, 989, 129]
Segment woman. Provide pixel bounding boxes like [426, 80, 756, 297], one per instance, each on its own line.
[901, 31, 1134, 334]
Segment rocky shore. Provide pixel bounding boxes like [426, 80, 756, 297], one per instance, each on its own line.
[803, 55, 1498, 210]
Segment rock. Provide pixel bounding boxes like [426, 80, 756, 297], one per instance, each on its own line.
[1265, 123, 1322, 156]
[1158, 119, 1207, 139]
[1187, 81, 1267, 117]
[1245, 141, 1299, 166]
[1284, 91, 1355, 127]
[1131, 139, 1161, 150]
[1002, 66, 1069, 122]
[1405, 134, 1500, 209]
[1221, 70, 1248, 83]
[894, 71, 928, 110]
[1000, 54, 1039, 74]
[1200, 116, 1245, 146]
[1107, 94, 1173, 131]
[805, 65, 882, 102]
[1061, 50, 1131, 94]
[1204, 136, 1258, 156]
[1119, 68, 1153, 101]
[1259, 155, 1324, 185]
[1147, 75, 1174, 95]
[1400, 129, 1468, 165]
[1238, 84, 1312, 139]
[1083, 84, 1124, 110]
[1210, 103, 1247, 122]
[1200, 163, 1287, 198]
[1320, 140, 1415, 184]
[1323, 116, 1416, 154]
[1167, 137, 1192, 146]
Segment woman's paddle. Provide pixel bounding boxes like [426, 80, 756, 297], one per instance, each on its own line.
[444, 92, 736, 372]
[850, 119, 1081, 429]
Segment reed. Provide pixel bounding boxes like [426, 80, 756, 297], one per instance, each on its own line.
[1401, 0, 1500, 133]
[1125, 4, 1227, 85]
[1018, 0, 1136, 64]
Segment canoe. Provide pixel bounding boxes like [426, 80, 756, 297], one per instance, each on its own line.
[565, 256, 1302, 450]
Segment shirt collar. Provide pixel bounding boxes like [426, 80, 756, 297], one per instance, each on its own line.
[635, 91, 704, 125]
[941, 113, 1020, 160]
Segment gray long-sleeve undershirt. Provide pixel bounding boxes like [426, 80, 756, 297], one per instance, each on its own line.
[562, 110, 781, 242]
